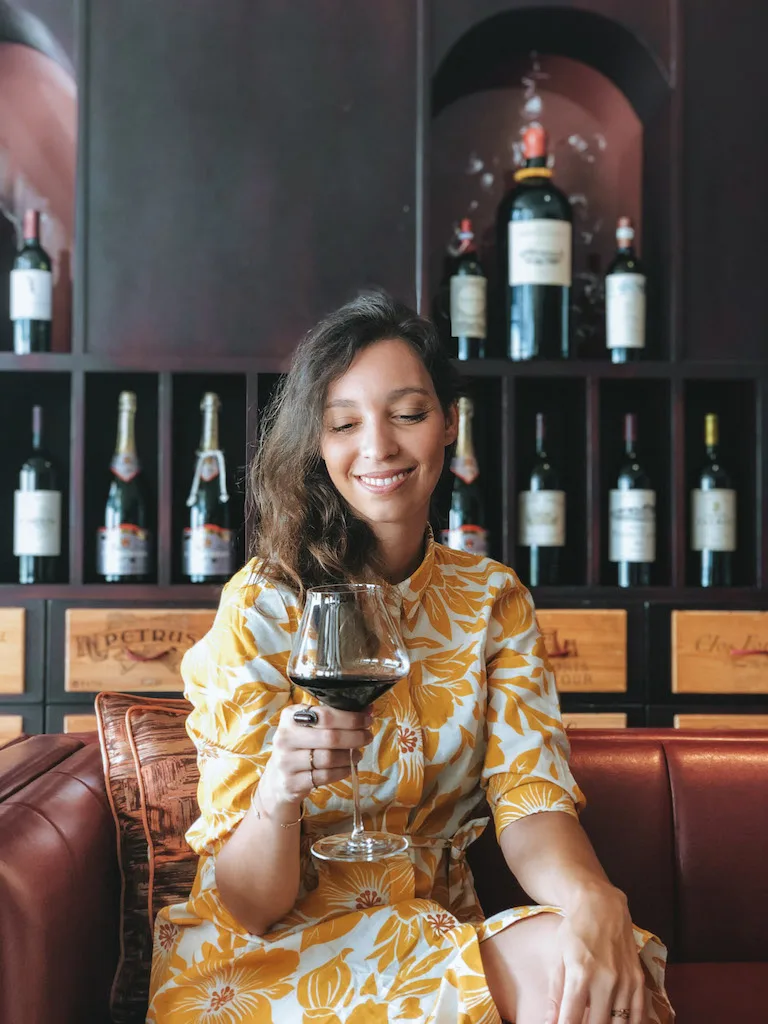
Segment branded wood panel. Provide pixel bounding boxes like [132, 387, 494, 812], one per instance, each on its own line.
[536, 609, 627, 693]
[562, 712, 628, 730]
[64, 714, 99, 734]
[65, 608, 216, 693]
[672, 611, 768, 694]
[0, 714, 24, 743]
[0, 608, 25, 695]
[674, 714, 768, 731]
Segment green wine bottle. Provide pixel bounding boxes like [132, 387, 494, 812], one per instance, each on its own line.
[442, 397, 488, 555]
[11, 210, 52, 354]
[184, 392, 233, 583]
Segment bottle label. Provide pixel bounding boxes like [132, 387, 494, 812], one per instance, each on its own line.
[450, 275, 487, 339]
[13, 490, 61, 556]
[10, 269, 53, 321]
[692, 488, 736, 552]
[518, 490, 566, 547]
[199, 455, 220, 483]
[183, 525, 234, 577]
[606, 273, 646, 350]
[450, 454, 479, 485]
[111, 452, 140, 483]
[97, 525, 150, 576]
[609, 489, 656, 563]
[444, 525, 488, 555]
[509, 220, 572, 287]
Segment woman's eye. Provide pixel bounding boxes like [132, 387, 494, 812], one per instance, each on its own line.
[329, 422, 356, 433]
[397, 412, 428, 423]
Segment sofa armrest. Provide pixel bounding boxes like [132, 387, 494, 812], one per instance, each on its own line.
[0, 743, 119, 1024]
[0, 733, 84, 802]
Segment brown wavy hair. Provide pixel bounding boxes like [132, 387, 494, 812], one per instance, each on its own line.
[248, 290, 459, 602]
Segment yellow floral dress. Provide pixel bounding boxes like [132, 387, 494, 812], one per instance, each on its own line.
[147, 536, 673, 1023]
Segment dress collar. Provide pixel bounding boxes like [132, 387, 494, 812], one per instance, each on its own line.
[394, 525, 436, 611]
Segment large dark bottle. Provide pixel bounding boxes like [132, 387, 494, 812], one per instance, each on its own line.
[497, 125, 572, 361]
[98, 391, 151, 582]
[442, 397, 488, 555]
[11, 210, 52, 354]
[606, 216, 646, 363]
[450, 219, 487, 360]
[609, 413, 655, 587]
[518, 413, 565, 586]
[184, 392, 233, 583]
[691, 413, 735, 587]
[14, 406, 61, 583]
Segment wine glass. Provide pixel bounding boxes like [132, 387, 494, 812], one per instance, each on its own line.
[287, 583, 410, 862]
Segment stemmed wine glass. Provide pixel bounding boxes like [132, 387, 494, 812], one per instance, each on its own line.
[287, 584, 410, 862]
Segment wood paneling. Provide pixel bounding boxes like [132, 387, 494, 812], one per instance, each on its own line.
[0, 609, 25, 695]
[672, 610, 768, 694]
[537, 609, 627, 692]
[674, 713, 768, 730]
[563, 711, 628, 729]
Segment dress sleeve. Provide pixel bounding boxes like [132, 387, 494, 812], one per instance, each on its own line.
[482, 570, 586, 841]
[182, 567, 295, 856]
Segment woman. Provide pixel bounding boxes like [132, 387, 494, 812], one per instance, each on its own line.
[148, 292, 673, 1023]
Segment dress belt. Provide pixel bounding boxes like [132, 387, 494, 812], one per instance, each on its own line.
[406, 817, 490, 911]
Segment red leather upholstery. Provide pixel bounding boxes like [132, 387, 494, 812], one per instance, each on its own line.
[0, 730, 765, 1024]
[0, 733, 83, 802]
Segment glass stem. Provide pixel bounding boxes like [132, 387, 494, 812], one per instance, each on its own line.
[349, 750, 364, 839]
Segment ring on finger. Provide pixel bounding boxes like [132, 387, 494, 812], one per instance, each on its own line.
[293, 707, 319, 727]
[309, 748, 316, 788]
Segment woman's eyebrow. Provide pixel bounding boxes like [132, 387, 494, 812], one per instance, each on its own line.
[325, 386, 430, 410]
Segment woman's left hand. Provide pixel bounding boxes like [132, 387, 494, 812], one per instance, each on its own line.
[544, 884, 647, 1024]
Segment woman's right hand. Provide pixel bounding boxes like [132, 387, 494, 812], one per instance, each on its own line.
[258, 704, 374, 812]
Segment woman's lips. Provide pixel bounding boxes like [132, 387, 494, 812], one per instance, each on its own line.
[354, 467, 415, 495]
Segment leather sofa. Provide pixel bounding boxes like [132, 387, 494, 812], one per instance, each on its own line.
[1, 729, 766, 1024]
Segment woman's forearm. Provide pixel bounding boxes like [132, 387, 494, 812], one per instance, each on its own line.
[214, 769, 303, 936]
[499, 809, 616, 912]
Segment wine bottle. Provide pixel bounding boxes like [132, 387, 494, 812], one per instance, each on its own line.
[450, 218, 487, 360]
[518, 413, 565, 586]
[11, 210, 52, 354]
[13, 406, 61, 583]
[691, 413, 735, 587]
[497, 124, 572, 361]
[183, 392, 233, 583]
[609, 413, 655, 587]
[98, 391, 151, 582]
[605, 216, 646, 363]
[443, 397, 488, 555]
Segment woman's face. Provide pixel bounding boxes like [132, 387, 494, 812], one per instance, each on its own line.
[320, 339, 457, 530]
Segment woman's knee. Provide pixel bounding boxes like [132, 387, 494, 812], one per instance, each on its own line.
[480, 912, 563, 1024]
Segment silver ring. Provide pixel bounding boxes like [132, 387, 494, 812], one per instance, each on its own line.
[293, 707, 319, 727]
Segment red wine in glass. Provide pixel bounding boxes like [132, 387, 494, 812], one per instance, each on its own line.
[288, 584, 410, 862]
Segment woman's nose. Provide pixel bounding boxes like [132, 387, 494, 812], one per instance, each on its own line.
[360, 418, 399, 461]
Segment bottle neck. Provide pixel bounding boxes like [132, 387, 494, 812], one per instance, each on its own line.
[200, 406, 220, 451]
[455, 412, 476, 462]
[31, 406, 43, 451]
[115, 408, 137, 456]
[535, 414, 546, 458]
[526, 155, 548, 169]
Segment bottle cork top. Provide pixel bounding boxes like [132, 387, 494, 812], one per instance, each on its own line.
[522, 125, 548, 159]
[118, 391, 137, 412]
[616, 216, 635, 243]
[458, 218, 474, 238]
[22, 210, 41, 241]
[705, 413, 719, 447]
[201, 392, 221, 411]
[458, 396, 474, 417]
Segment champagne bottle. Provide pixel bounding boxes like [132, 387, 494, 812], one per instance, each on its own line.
[184, 392, 233, 583]
[605, 216, 646, 363]
[442, 397, 488, 555]
[14, 406, 61, 583]
[11, 210, 52, 354]
[518, 413, 565, 586]
[609, 413, 655, 587]
[497, 125, 572, 361]
[691, 413, 735, 587]
[98, 391, 151, 582]
[449, 218, 487, 360]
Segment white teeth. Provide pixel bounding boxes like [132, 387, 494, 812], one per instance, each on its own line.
[358, 470, 411, 488]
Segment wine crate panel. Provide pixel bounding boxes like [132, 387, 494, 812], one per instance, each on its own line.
[0, 714, 24, 743]
[674, 714, 768, 730]
[64, 713, 99, 734]
[563, 712, 628, 730]
[672, 611, 768, 694]
[65, 607, 215, 693]
[0, 608, 26, 695]
[536, 609, 627, 693]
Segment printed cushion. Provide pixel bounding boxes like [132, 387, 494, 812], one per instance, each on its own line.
[96, 692, 197, 1024]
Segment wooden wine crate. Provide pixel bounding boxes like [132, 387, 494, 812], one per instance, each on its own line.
[671, 610, 768, 694]
[674, 713, 768, 730]
[562, 712, 628, 730]
[536, 609, 627, 693]
[0, 608, 25, 695]
[63, 713, 99, 734]
[0, 714, 24, 743]
[64, 608, 216, 693]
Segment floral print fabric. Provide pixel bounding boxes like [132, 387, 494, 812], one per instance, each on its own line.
[147, 537, 673, 1023]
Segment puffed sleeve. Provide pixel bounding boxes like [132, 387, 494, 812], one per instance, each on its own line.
[182, 565, 296, 856]
[482, 570, 586, 841]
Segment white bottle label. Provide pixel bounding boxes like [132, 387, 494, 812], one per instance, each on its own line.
[606, 273, 646, 350]
[445, 525, 488, 555]
[111, 453, 140, 483]
[450, 454, 479, 485]
[13, 490, 61, 556]
[97, 525, 150, 576]
[609, 489, 656, 563]
[10, 269, 53, 321]
[450, 275, 487, 339]
[691, 488, 737, 552]
[509, 220, 572, 287]
[183, 525, 234, 577]
[518, 490, 566, 547]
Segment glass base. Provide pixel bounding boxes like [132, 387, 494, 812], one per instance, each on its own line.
[311, 830, 409, 863]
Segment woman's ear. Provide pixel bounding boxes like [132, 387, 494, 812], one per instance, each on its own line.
[444, 401, 459, 447]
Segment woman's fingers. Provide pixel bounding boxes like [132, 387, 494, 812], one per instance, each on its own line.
[282, 704, 370, 731]
[544, 958, 565, 1024]
[289, 726, 373, 751]
[554, 971, 589, 1024]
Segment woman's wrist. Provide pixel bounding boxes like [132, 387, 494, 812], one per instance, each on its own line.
[561, 879, 626, 916]
[255, 771, 304, 823]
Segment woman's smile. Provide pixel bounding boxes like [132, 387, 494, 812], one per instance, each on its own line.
[354, 466, 416, 494]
